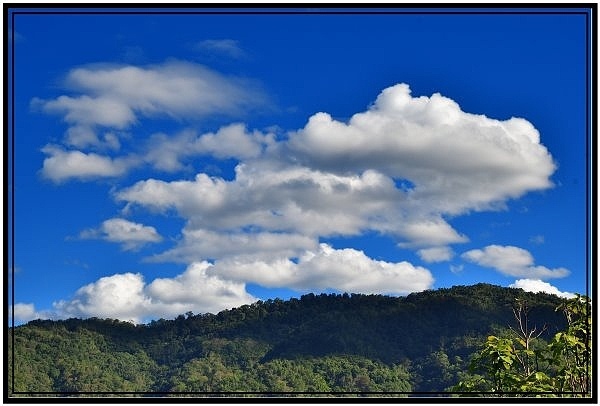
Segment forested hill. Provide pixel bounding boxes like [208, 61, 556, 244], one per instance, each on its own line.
[9, 283, 569, 394]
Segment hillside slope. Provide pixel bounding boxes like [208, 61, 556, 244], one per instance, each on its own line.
[9, 283, 568, 394]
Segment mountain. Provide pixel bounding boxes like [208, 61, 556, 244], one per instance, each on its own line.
[8, 283, 569, 395]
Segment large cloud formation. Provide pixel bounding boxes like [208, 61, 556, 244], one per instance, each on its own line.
[29, 72, 563, 322]
[117, 83, 556, 257]
[287, 84, 555, 215]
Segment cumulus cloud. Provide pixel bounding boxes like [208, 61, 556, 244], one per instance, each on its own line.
[211, 244, 434, 295]
[53, 273, 150, 322]
[146, 262, 257, 316]
[80, 218, 162, 250]
[19, 244, 431, 324]
[462, 245, 569, 279]
[510, 279, 576, 299]
[50, 267, 256, 324]
[116, 165, 402, 238]
[417, 246, 454, 263]
[286, 83, 555, 216]
[118, 83, 555, 252]
[41, 145, 136, 182]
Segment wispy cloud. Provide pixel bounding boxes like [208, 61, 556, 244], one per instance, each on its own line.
[33, 60, 269, 150]
[529, 234, 545, 245]
[195, 39, 246, 59]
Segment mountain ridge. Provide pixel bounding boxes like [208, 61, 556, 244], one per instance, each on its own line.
[9, 283, 570, 394]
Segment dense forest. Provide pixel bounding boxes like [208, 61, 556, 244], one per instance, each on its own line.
[7, 283, 588, 398]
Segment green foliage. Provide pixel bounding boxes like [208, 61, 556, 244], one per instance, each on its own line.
[453, 295, 592, 397]
[548, 295, 591, 395]
[169, 353, 249, 392]
[411, 349, 466, 391]
[9, 324, 158, 393]
[167, 350, 411, 393]
[8, 284, 574, 397]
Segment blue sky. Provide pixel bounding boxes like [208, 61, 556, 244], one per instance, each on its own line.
[8, 7, 593, 324]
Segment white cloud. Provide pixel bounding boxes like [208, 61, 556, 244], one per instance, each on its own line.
[148, 228, 317, 263]
[145, 262, 256, 316]
[211, 243, 434, 295]
[66, 61, 266, 119]
[41, 145, 136, 182]
[53, 273, 150, 323]
[63, 125, 105, 149]
[34, 60, 268, 149]
[286, 83, 555, 216]
[119, 83, 555, 250]
[417, 246, 454, 263]
[116, 165, 402, 238]
[80, 218, 162, 251]
[42, 80, 557, 250]
[33, 81, 566, 321]
[194, 123, 273, 159]
[510, 279, 576, 299]
[11, 303, 57, 324]
[23, 243, 432, 324]
[461, 245, 569, 280]
[110, 84, 563, 315]
[41, 122, 274, 181]
[50, 267, 256, 324]
[144, 124, 274, 172]
[47, 125, 122, 151]
[11, 303, 38, 323]
[39, 95, 135, 129]
[398, 219, 468, 248]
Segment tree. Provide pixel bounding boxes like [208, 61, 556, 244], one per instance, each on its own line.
[453, 296, 591, 397]
[548, 294, 591, 395]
